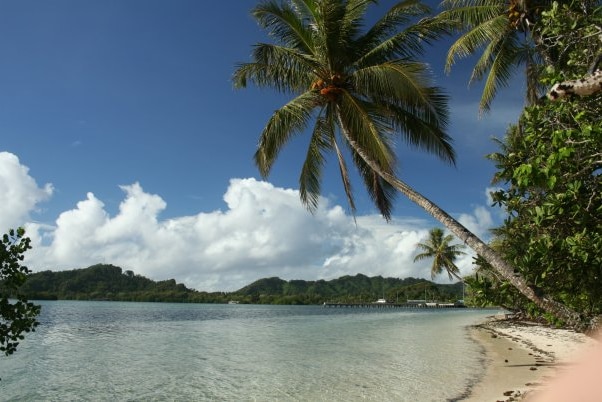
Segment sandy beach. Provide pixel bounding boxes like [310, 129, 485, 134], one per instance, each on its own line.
[463, 314, 599, 402]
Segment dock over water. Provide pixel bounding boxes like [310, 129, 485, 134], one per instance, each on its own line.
[322, 302, 465, 309]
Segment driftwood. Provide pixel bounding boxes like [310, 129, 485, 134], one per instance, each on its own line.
[547, 69, 602, 100]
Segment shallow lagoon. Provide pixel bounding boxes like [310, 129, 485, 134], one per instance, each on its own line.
[0, 301, 495, 401]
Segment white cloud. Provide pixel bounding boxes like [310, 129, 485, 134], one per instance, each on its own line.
[458, 205, 494, 240]
[0, 152, 53, 231]
[2, 151, 500, 291]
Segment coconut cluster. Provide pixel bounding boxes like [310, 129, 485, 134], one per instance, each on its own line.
[311, 74, 346, 101]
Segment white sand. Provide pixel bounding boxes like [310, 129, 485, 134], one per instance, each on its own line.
[463, 314, 599, 402]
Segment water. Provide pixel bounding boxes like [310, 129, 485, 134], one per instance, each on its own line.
[0, 301, 494, 401]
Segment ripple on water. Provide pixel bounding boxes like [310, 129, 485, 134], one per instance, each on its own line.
[0, 302, 492, 401]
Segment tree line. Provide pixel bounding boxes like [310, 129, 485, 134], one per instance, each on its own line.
[12, 264, 464, 305]
[232, 274, 464, 304]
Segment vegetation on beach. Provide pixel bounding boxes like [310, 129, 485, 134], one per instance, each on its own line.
[467, 1, 602, 324]
[11, 264, 464, 305]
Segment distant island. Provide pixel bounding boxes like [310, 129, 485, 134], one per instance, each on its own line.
[15, 264, 464, 305]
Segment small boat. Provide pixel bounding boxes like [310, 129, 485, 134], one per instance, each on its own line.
[228, 300, 239, 304]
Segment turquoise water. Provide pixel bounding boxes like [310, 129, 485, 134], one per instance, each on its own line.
[0, 301, 493, 401]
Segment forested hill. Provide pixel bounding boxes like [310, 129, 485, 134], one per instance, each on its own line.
[16, 264, 463, 304]
[18, 264, 219, 303]
[235, 274, 464, 304]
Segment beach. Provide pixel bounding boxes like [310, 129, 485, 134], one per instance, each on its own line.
[464, 314, 600, 401]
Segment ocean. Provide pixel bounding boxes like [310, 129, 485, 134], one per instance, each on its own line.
[0, 301, 495, 401]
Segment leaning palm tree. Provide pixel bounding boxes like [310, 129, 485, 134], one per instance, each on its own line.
[437, 0, 551, 112]
[233, 0, 582, 327]
[414, 228, 466, 281]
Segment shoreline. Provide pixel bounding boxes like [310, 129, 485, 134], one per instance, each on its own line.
[462, 314, 599, 401]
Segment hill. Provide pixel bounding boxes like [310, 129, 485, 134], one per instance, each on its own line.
[17, 264, 223, 303]
[14, 265, 464, 305]
[234, 274, 463, 304]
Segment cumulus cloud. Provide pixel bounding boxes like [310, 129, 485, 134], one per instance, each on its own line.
[2, 151, 501, 291]
[0, 152, 53, 231]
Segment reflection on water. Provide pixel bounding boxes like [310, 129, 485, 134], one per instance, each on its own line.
[0, 301, 493, 401]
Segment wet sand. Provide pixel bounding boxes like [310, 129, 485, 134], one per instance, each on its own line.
[462, 315, 599, 401]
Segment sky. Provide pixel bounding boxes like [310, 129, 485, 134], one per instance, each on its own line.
[0, 0, 526, 292]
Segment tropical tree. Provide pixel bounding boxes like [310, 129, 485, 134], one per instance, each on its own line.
[437, 0, 554, 112]
[414, 228, 466, 280]
[0, 228, 40, 357]
[233, 0, 582, 327]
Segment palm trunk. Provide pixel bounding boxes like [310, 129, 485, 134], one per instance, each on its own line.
[337, 117, 584, 328]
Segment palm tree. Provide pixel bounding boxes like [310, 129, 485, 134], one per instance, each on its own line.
[414, 228, 466, 281]
[235, 0, 454, 219]
[233, 0, 582, 327]
[437, 0, 551, 112]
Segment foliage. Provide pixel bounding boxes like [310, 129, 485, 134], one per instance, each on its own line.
[0, 228, 40, 356]
[485, 100, 602, 316]
[477, 1, 602, 320]
[413, 227, 466, 280]
[233, 0, 454, 220]
[536, 1, 602, 85]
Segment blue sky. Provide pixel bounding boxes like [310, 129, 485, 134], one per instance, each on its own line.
[0, 1, 525, 291]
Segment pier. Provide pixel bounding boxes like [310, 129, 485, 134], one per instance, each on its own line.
[322, 301, 465, 309]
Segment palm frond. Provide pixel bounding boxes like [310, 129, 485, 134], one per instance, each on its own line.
[233, 43, 318, 93]
[255, 91, 321, 177]
[515, 43, 546, 104]
[340, 0, 375, 43]
[290, 0, 318, 17]
[438, 0, 505, 27]
[387, 102, 456, 165]
[336, 91, 395, 174]
[362, 0, 431, 45]
[476, 33, 521, 112]
[253, 1, 316, 53]
[352, 149, 396, 220]
[353, 61, 433, 103]
[353, 61, 449, 125]
[355, 0, 448, 65]
[413, 249, 434, 261]
[351, 61, 453, 163]
[299, 115, 334, 212]
[332, 133, 357, 217]
[309, 0, 349, 71]
[469, 18, 516, 81]
[445, 14, 509, 72]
